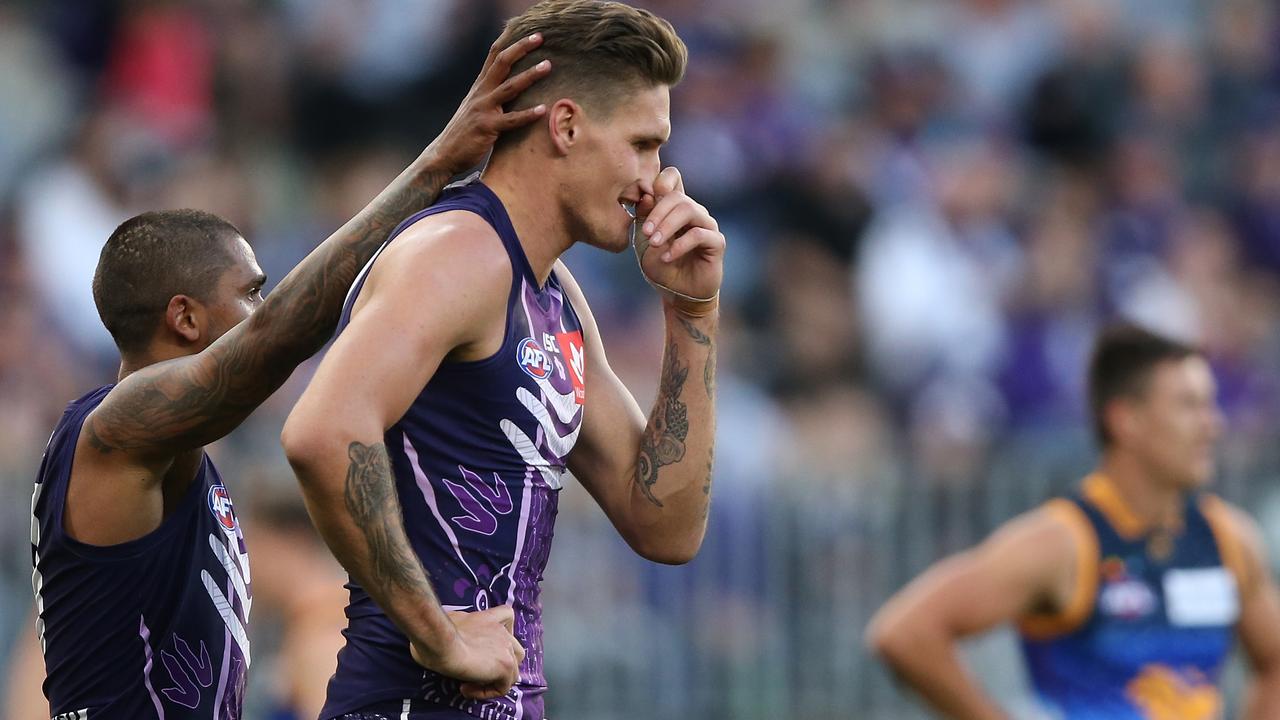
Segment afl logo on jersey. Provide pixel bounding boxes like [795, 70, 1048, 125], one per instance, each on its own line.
[208, 485, 238, 531]
[516, 337, 554, 380]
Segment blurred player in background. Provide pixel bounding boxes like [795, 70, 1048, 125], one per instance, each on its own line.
[280, 1, 723, 719]
[26, 38, 550, 719]
[868, 324, 1280, 719]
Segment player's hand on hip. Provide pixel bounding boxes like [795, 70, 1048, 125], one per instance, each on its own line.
[426, 32, 552, 175]
[635, 167, 725, 306]
[410, 606, 526, 700]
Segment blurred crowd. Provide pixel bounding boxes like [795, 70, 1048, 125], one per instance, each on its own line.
[2, 0, 1280, 717]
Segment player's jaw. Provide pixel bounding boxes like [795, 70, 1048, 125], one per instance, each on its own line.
[562, 191, 633, 254]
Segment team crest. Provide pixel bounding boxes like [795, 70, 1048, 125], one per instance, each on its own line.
[208, 485, 238, 531]
[516, 337, 554, 380]
[1099, 566, 1158, 621]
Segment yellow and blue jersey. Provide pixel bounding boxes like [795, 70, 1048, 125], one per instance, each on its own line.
[1018, 474, 1244, 720]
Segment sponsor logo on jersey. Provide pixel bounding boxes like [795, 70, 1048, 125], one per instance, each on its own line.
[1100, 577, 1158, 620]
[555, 330, 586, 404]
[516, 337, 554, 380]
[208, 485, 238, 531]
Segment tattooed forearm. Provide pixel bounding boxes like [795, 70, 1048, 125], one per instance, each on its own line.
[635, 342, 690, 507]
[86, 160, 455, 457]
[343, 441, 433, 594]
[677, 315, 716, 399]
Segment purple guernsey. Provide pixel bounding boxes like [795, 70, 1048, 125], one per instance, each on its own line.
[32, 386, 252, 719]
[321, 179, 586, 720]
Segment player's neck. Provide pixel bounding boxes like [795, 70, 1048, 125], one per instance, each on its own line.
[483, 153, 573, 286]
[117, 343, 197, 382]
[1098, 453, 1185, 530]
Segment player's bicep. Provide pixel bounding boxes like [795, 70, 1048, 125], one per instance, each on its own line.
[874, 508, 1079, 640]
[556, 265, 646, 511]
[1221, 507, 1280, 672]
[81, 329, 267, 466]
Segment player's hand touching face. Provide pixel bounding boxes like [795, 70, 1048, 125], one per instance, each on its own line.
[634, 166, 726, 303]
[410, 605, 526, 700]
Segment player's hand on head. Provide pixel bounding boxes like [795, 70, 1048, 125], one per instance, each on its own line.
[427, 32, 553, 175]
[634, 167, 725, 307]
[410, 606, 525, 700]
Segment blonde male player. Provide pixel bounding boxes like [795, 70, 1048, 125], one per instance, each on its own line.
[282, 2, 723, 719]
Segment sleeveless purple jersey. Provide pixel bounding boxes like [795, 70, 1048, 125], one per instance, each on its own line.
[321, 180, 586, 720]
[31, 385, 252, 719]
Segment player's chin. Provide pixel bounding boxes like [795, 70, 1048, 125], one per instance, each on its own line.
[586, 231, 632, 254]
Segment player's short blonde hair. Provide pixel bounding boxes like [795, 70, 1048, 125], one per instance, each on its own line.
[495, 0, 687, 143]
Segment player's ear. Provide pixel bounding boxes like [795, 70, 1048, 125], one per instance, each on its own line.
[164, 294, 203, 345]
[1108, 398, 1138, 444]
[548, 98, 581, 155]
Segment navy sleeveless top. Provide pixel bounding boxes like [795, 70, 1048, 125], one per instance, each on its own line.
[32, 385, 252, 719]
[321, 180, 587, 720]
[1018, 475, 1240, 719]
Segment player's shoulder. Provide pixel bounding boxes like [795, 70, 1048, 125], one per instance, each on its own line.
[1201, 494, 1261, 536]
[986, 499, 1091, 566]
[1201, 494, 1268, 575]
[369, 209, 511, 290]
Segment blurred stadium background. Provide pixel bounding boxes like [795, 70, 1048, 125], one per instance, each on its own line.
[2, 0, 1280, 717]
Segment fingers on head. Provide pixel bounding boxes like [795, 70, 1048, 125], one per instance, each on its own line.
[488, 32, 543, 78]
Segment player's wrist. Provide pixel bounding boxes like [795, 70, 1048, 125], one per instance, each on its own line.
[411, 620, 464, 670]
[417, 142, 468, 181]
[665, 293, 720, 320]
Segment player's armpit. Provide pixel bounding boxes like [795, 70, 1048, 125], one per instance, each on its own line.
[864, 506, 1081, 720]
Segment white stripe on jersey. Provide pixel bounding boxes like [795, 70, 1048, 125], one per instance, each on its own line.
[30, 480, 47, 653]
[201, 571, 251, 667]
[208, 534, 252, 616]
[514, 387, 581, 457]
[499, 420, 563, 490]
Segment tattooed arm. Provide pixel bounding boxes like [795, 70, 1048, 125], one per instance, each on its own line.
[559, 166, 722, 565]
[559, 282, 720, 566]
[67, 35, 550, 548]
[282, 213, 523, 697]
[560, 265, 718, 565]
[81, 34, 551, 466]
